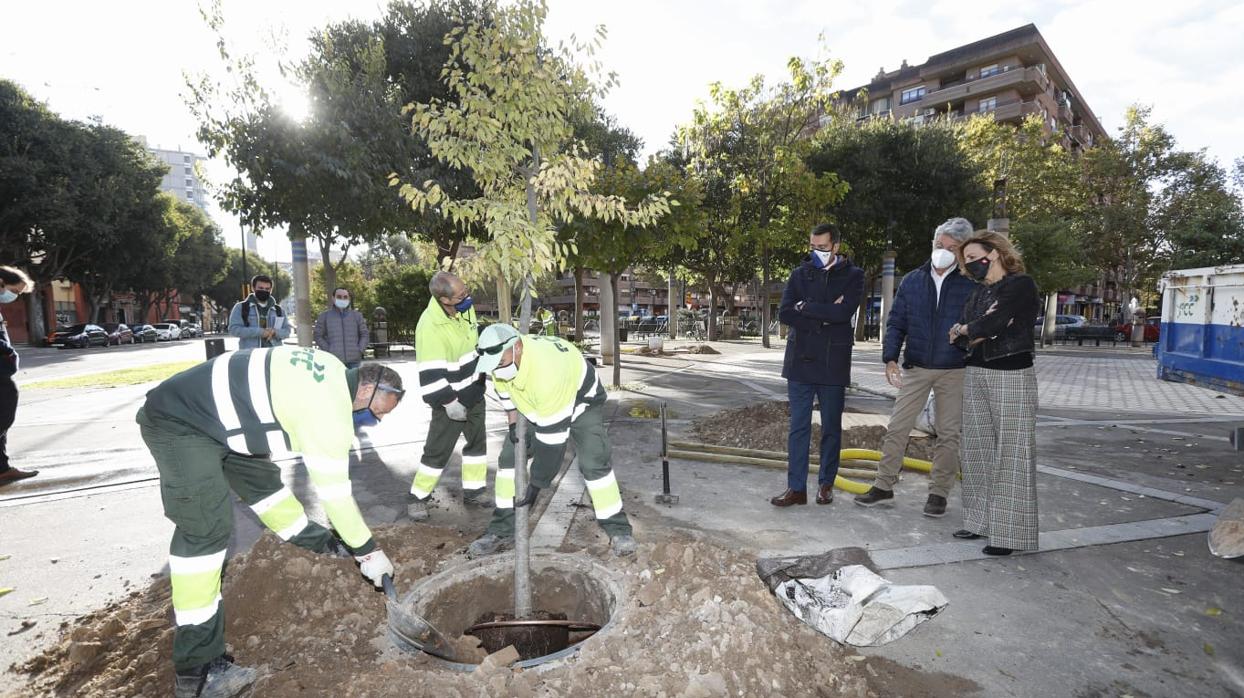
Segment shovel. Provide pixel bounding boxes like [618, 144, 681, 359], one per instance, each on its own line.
[381, 573, 464, 662]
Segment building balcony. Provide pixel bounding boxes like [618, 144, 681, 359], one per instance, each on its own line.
[922, 65, 1050, 108]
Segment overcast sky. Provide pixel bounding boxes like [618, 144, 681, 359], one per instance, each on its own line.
[3, 0, 1240, 261]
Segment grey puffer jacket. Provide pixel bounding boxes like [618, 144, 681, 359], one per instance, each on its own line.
[314, 307, 369, 365]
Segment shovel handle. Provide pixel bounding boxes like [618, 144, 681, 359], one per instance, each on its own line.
[381, 573, 397, 602]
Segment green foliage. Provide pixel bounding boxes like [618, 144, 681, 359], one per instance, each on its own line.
[395, 0, 671, 292]
[1154, 150, 1244, 270]
[372, 264, 434, 336]
[310, 262, 375, 319]
[808, 114, 986, 275]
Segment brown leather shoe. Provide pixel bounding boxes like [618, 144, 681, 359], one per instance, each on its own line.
[769, 489, 807, 507]
[816, 484, 834, 505]
[0, 467, 38, 487]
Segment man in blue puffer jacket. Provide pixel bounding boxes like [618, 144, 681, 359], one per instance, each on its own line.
[773, 223, 865, 508]
[855, 218, 976, 517]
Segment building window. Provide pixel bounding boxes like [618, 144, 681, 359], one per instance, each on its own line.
[184, 166, 192, 175]
[978, 97, 997, 113]
[183, 154, 191, 163]
[899, 86, 926, 105]
[979, 64, 1000, 79]
[870, 96, 891, 115]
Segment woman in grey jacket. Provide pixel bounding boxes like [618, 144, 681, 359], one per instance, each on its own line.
[314, 287, 369, 368]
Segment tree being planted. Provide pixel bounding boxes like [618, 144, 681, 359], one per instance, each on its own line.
[394, 0, 668, 617]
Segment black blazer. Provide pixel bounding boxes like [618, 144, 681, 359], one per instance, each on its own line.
[779, 255, 866, 386]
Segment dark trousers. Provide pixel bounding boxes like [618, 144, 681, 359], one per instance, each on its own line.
[786, 381, 845, 491]
[0, 377, 16, 472]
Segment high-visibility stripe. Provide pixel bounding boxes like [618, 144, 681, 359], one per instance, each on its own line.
[536, 429, 569, 445]
[275, 513, 309, 541]
[250, 487, 294, 517]
[419, 378, 450, 396]
[585, 470, 623, 519]
[173, 595, 222, 627]
[410, 464, 444, 499]
[169, 550, 227, 575]
[531, 403, 574, 428]
[248, 351, 274, 422]
[454, 348, 477, 366]
[266, 430, 288, 454]
[417, 359, 449, 371]
[226, 434, 248, 453]
[320, 498, 371, 550]
[495, 468, 515, 508]
[315, 480, 352, 501]
[462, 454, 487, 490]
[304, 455, 348, 478]
[211, 356, 240, 430]
[450, 375, 478, 392]
[572, 403, 589, 421]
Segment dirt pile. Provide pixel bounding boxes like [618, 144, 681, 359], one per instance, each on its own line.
[10, 526, 889, 697]
[691, 400, 935, 462]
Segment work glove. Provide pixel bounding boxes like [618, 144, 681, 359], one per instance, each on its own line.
[514, 483, 542, 508]
[507, 422, 519, 444]
[444, 399, 468, 422]
[355, 549, 394, 588]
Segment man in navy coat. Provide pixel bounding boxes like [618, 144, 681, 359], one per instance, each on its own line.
[773, 223, 865, 507]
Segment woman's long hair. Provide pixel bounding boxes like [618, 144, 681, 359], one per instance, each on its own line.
[958, 231, 1025, 276]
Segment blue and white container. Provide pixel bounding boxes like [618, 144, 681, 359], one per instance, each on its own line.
[1156, 265, 1244, 396]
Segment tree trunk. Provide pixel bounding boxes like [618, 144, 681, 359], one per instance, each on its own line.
[26, 284, 47, 345]
[856, 270, 873, 341]
[318, 237, 337, 299]
[667, 267, 677, 340]
[512, 152, 541, 621]
[497, 276, 512, 324]
[761, 247, 771, 348]
[1042, 292, 1058, 347]
[611, 272, 622, 389]
[706, 284, 718, 342]
[574, 266, 585, 342]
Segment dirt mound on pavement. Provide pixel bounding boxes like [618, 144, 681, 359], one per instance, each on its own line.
[691, 400, 935, 462]
[10, 525, 892, 697]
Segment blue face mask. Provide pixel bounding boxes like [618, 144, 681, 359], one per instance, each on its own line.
[0, 289, 17, 304]
[454, 296, 474, 313]
[353, 408, 379, 428]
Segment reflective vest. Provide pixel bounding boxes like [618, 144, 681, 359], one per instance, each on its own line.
[143, 347, 373, 551]
[414, 296, 484, 407]
[493, 335, 605, 473]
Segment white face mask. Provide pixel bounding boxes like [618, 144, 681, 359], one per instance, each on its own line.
[812, 249, 835, 268]
[0, 289, 17, 304]
[334, 298, 350, 309]
[931, 248, 957, 270]
[494, 363, 518, 381]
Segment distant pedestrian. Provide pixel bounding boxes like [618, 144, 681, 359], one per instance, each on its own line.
[856, 218, 975, 517]
[773, 223, 865, 508]
[0, 265, 37, 487]
[314, 287, 369, 369]
[228, 275, 290, 350]
[948, 231, 1042, 555]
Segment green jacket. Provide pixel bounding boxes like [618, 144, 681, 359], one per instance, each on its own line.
[492, 335, 605, 481]
[143, 347, 375, 553]
[414, 296, 484, 407]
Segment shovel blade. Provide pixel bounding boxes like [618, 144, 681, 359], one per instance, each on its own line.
[382, 574, 465, 662]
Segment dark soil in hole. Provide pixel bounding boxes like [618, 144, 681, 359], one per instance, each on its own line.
[692, 400, 936, 462]
[468, 610, 569, 659]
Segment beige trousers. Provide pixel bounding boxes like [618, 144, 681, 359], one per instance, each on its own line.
[872, 366, 964, 498]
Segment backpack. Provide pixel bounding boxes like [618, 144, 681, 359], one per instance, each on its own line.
[240, 299, 284, 327]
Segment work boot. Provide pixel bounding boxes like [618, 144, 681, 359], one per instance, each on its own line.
[467, 533, 513, 559]
[769, 489, 807, 507]
[174, 655, 257, 698]
[0, 467, 38, 487]
[853, 486, 894, 507]
[462, 489, 490, 508]
[923, 494, 948, 518]
[610, 534, 637, 557]
[406, 496, 430, 521]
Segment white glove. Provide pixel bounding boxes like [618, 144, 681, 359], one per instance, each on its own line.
[444, 400, 468, 422]
[355, 549, 394, 588]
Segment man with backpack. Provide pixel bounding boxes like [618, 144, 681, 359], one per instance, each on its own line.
[228, 275, 290, 350]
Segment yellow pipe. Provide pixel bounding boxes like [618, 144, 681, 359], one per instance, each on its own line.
[839, 448, 932, 473]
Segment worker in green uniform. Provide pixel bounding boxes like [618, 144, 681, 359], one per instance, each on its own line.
[408, 271, 488, 520]
[467, 324, 636, 558]
[137, 348, 405, 698]
[536, 305, 557, 337]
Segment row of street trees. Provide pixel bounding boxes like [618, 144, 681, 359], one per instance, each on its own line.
[0, 80, 230, 340]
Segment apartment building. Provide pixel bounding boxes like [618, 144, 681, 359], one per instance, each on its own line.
[836, 24, 1107, 153]
[141, 138, 210, 211]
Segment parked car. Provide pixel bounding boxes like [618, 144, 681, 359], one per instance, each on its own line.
[184, 323, 203, 338]
[130, 324, 159, 343]
[1034, 314, 1087, 338]
[101, 323, 135, 346]
[152, 323, 182, 341]
[1113, 317, 1161, 343]
[49, 323, 109, 349]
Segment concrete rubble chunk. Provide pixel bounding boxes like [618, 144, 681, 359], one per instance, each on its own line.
[1209, 498, 1244, 559]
